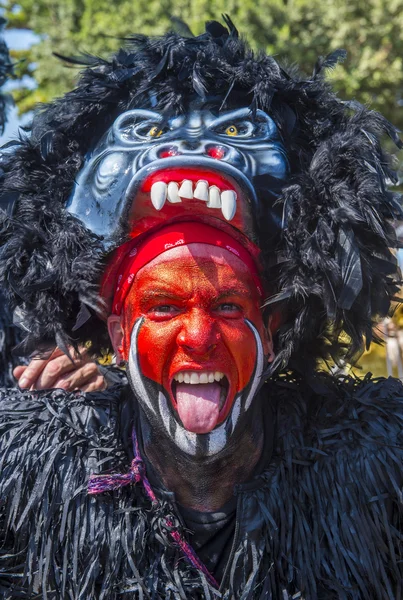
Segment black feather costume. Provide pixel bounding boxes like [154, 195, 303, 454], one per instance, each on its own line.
[0, 17, 400, 371]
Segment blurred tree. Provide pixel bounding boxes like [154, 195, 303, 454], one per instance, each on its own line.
[1, 0, 403, 133]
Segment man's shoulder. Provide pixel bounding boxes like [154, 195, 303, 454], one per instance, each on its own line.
[311, 374, 403, 447]
[0, 385, 127, 476]
[0, 385, 129, 524]
[272, 372, 403, 448]
[269, 372, 403, 503]
[0, 384, 124, 435]
[0, 385, 136, 598]
[269, 373, 403, 428]
[262, 374, 403, 596]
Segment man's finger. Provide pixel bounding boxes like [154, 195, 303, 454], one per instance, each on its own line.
[17, 349, 62, 389]
[13, 365, 27, 380]
[52, 362, 101, 392]
[34, 353, 88, 390]
[81, 375, 108, 393]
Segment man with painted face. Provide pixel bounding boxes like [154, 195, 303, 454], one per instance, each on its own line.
[1, 17, 403, 599]
[102, 224, 276, 585]
[106, 224, 273, 502]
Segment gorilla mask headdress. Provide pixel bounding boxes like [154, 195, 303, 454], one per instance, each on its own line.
[0, 16, 401, 375]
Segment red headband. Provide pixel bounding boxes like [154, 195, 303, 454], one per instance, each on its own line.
[110, 222, 264, 315]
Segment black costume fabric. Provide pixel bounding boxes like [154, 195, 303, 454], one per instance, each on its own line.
[0, 18, 401, 373]
[1, 375, 402, 599]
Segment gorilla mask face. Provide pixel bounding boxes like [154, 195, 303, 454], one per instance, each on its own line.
[67, 101, 288, 249]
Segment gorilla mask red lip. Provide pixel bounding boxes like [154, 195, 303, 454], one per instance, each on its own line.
[128, 165, 254, 241]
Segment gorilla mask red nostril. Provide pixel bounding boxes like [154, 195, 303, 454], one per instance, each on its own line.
[159, 147, 180, 159]
[206, 146, 226, 160]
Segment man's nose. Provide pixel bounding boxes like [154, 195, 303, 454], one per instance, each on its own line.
[177, 310, 219, 355]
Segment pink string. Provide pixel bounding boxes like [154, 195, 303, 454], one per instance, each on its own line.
[88, 427, 219, 589]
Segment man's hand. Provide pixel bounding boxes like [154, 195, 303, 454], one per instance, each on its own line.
[13, 348, 107, 393]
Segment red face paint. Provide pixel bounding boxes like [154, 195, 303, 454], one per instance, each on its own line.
[120, 244, 270, 434]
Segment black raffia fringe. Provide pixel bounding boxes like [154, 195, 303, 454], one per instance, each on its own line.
[253, 372, 403, 599]
[0, 17, 401, 368]
[0, 385, 221, 600]
[0, 374, 402, 598]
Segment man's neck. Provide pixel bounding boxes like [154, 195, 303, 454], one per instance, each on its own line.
[138, 401, 267, 512]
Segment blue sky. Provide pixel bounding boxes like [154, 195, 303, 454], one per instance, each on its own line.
[0, 28, 39, 142]
[4, 28, 38, 50]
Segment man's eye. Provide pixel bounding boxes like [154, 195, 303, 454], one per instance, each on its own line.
[148, 305, 181, 318]
[153, 305, 178, 313]
[216, 303, 242, 314]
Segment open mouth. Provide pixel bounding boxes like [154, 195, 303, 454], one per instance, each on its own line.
[127, 163, 257, 241]
[144, 170, 238, 220]
[170, 370, 230, 434]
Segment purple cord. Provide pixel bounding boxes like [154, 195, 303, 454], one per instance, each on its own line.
[88, 427, 219, 589]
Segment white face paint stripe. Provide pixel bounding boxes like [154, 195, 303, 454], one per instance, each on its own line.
[158, 390, 172, 431]
[174, 426, 199, 456]
[229, 395, 242, 434]
[206, 424, 227, 456]
[158, 391, 197, 456]
[128, 318, 156, 415]
[243, 319, 265, 411]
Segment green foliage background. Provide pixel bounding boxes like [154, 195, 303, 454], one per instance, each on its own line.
[2, 0, 403, 134]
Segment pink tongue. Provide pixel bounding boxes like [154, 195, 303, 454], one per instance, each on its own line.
[176, 383, 222, 434]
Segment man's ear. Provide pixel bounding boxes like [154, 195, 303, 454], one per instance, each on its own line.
[107, 315, 125, 364]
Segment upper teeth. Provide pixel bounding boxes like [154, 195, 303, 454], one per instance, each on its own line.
[150, 179, 237, 221]
[167, 181, 181, 203]
[194, 180, 209, 201]
[174, 371, 225, 384]
[150, 181, 167, 210]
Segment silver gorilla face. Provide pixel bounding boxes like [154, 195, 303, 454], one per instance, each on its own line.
[67, 104, 289, 249]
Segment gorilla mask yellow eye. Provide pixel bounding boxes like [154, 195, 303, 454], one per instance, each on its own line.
[149, 126, 163, 138]
[225, 125, 238, 136]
